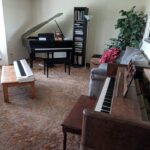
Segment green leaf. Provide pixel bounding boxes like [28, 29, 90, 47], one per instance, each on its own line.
[106, 6, 147, 51]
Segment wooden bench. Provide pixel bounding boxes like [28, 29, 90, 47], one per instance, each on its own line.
[1, 65, 35, 103]
[61, 95, 96, 150]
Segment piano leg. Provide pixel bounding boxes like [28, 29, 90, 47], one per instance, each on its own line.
[30, 52, 35, 68]
[68, 63, 70, 75]
[67, 51, 71, 75]
[44, 62, 46, 74]
[47, 64, 49, 78]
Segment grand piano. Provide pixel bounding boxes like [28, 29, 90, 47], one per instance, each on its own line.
[22, 13, 73, 68]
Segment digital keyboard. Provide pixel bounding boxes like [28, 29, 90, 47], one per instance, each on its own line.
[27, 39, 73, 67]
[95, 77, 115, 113]
[13, 59, 34, 82]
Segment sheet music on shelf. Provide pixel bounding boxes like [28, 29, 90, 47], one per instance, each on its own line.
[123, 60, 136, 97]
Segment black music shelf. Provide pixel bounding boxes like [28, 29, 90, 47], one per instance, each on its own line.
[72, 7, 89, 67]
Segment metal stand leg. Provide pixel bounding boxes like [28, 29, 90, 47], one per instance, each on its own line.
[46, 63, 49, 78]
[65, 63, 67, 72]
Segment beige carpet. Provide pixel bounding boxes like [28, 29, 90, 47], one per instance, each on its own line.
[0, 62, 90, 150]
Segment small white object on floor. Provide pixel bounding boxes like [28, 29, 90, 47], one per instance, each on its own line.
[38, 63, 44, 67]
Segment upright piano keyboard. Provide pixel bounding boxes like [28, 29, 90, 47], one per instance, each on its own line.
[94, 63, 150, 122]
[95, 77, 115, 113]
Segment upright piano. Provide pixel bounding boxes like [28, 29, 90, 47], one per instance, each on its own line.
[91, 60, 150, 120]
[22, 13, 73, 68]
[80, 63, 150, 150]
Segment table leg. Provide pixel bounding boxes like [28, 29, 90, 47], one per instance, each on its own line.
[63, 127, 67, 150]
[2, 84, 9, 103]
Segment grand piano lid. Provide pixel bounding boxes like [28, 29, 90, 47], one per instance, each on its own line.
[22, 13, 63, 44]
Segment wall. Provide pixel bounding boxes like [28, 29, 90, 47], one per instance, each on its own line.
[3, 0, 32, 64]
[145, 0, 150, 13]
[24, 0, 147, 62]
[2, 0, 148, 64]
[0, 0, 8, 65]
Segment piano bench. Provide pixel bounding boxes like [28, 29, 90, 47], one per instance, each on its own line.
[43, 58, 71, 77]
[61, 95, 96, 150]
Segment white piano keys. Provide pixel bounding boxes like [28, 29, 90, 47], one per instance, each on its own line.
[95, 77, 111, 112]
[20, 59, 33, 77]
[13, 59, 34, 83]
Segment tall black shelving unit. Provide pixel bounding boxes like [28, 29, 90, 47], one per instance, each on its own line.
[72, 7, 89, 67]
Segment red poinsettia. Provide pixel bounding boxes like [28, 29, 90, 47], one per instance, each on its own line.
[99, 47, 120, 64]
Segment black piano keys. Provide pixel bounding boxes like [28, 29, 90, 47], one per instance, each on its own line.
[101, 77, 115, 113]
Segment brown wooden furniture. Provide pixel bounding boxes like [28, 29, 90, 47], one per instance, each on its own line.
[111, 66, 142, 120]
[81, 109, 150, 150]
[61, 95, 96, 150]
[1, 65, 35, 103]
[80, 65, 150, 149]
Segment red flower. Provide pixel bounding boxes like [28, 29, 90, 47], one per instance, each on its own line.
[99, 48, 120, 64]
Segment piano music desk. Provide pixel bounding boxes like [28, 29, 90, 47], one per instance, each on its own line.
[1, 65, 35, 103]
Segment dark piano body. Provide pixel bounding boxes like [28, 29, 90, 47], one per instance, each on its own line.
[22, 13, 73, 68]
[28, 36, 73, 68]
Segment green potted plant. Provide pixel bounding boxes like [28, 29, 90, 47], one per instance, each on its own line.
[107, 6, 147, 51]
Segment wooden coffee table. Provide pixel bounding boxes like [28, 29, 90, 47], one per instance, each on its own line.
[1, 65, 35, 103]
[61, 95, 96, 150]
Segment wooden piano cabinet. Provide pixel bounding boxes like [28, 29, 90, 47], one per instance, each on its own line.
[80, 66, 150, 150]
[107, 63, 118, 77]
[136, 68, 150, 121]
[107, 63, 127, 77]
[111, 66, 142, 121]
[81, 109, 150, 150]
